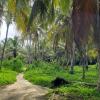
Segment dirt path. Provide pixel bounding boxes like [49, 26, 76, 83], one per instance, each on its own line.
[0, 74, 48, 100]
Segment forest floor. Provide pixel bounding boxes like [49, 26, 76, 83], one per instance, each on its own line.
[0, 73, 48, 100]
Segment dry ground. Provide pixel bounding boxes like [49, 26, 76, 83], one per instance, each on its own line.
[0, 74, 48, 100]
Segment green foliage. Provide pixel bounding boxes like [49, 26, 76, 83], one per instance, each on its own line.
[2, 58, 23, 72]
[0, 69, 17, 85]
[10, 58, 23, 72]
[2, 60, 11, 67]
[59, 0, 71, 15]
[57, 84, 93, 96]
[25, 61, 65, 87]
[25, 61, 98, 86]
[24, 62, 99, 99]
[28, 60, 61, 71]
[53, 83, 100, 100]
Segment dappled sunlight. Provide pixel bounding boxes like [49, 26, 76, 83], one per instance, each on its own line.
[0, 0, 100, 99]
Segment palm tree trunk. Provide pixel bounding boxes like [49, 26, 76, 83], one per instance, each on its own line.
[95, 0, 100, 90]
[82, 56, 86, 79]
[28, 34, 32, 64]
[97, 53, 100, 90]
[0, 23, 10, 69]
[70, 42, 75, 74]
[13, 49, 17, 58]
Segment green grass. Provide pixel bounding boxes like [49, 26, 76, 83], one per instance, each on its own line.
[24, 61, 99, 99]
[24, 62, 98, 87]
[0, 69, 17, 85]
[53, 83, 100, 100]
[24, 61, 66, 86]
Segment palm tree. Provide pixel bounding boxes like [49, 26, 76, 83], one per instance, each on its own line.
[0, 12, 11, 68]
[0, 0, 6, 26]
[0, 2, 3, 26]
[94, 0, 100, 90]
[27, 0, 71, 31]
[72, 0, 100, 90]
[6, 36, 19, 58]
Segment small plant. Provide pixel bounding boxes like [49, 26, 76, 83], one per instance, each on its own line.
[2, 58, 23, 72]
[0, 69, 17, 85]
[2, 60, 11, 68]
[10, 58, 23, 72]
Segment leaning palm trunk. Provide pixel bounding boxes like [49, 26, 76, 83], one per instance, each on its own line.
[94, 0, 100, 90]
[97, 53, 100, 89]
[72, 0, 93, 79]
[92, 0, 100, 90]
[97, 0, 100, 90]
[0, 23, 10, 69]
[72, 0, 100, 89]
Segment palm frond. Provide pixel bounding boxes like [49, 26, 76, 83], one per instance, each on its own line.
[27, 0, 48, 31]
[0, 0, 4, 26]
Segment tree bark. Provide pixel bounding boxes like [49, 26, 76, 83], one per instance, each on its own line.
[70, 42, 75, 74]
[94, 0, 100, 90]
[0, 23, 10, 69]
[28, 34, 32, 64]
[97, 53, 100, 90]
[13, 49, 17, 58]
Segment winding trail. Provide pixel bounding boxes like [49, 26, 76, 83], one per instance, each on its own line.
[0, 74, 48, 100]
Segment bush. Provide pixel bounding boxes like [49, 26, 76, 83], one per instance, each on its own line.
[2, 58, 23, 72]
[2, 60, 11, 68]
[10, 58, 23, 72]
[0, 69, 17, 85]
[28, 60, 61, 70]
[24, 61, 66, 87]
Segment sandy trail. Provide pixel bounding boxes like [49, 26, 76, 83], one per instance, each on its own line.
[0, 74, 48, 100]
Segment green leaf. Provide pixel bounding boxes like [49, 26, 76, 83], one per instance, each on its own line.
[59, 0, 71, 14]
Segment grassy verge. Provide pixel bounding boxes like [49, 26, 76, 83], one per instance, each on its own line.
[0, 69, 17, 85]
[50, 84, 100, 100]
[24, 62, 98, 87]
[24, 61, 64, 87]
[24, 61, 99, 99]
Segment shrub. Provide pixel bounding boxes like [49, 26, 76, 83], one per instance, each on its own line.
[2, 60, 11, 68]
[0, 69, 17, 85]
[2, 58, 23, 72]
[24, 60, 66, 87]
[10, 58, 23, 72]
